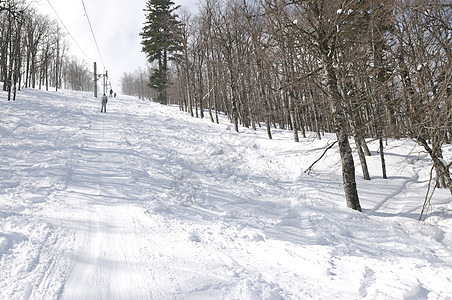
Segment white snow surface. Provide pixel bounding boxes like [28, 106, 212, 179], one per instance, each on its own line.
[0, 88, 451, 299]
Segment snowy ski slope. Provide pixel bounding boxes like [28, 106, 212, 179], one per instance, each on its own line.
[0, 87, 451, 299]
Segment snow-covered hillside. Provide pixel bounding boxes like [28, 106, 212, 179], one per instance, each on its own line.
[0, 87, 451, 299]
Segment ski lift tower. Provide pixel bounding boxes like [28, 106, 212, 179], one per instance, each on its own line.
[93, 62, 108, 97]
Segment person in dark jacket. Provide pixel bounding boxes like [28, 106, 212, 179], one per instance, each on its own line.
[101, 93, 108, 113]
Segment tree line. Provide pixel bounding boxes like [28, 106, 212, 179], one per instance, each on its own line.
[0, 0, 93, 101]
[135, 0, 452, 212]
[120, 67, 154, 100]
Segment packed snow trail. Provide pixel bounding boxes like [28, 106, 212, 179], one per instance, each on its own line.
[60, 112, 150, 298]
[0, 88, 451, 299]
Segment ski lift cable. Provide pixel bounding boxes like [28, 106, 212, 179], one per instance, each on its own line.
[45, 0, 92, 63]
[80, 0, 106, 70]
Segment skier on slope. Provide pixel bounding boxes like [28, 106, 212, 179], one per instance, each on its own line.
[101, 93, 108, 113]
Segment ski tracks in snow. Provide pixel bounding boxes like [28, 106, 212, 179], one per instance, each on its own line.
[57, 109, 157, 299]
[63, 200, 153, 299]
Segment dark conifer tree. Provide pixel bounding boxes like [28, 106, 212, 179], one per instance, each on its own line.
[140, 0, 182, 105]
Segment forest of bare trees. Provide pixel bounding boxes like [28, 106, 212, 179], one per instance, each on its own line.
[124, 0, 451, 211]
[120, 67, 155, 100]
[0, 0, 93, 101]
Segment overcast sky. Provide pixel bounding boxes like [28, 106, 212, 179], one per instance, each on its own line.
[36, 0, 198, 93]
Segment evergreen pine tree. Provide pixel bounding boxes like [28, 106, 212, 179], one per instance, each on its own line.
[140, 0, 181, 105]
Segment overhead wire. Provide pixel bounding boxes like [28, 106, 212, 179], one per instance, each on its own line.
[45, 0, 92, 62]
[80, 0, 106, 70]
